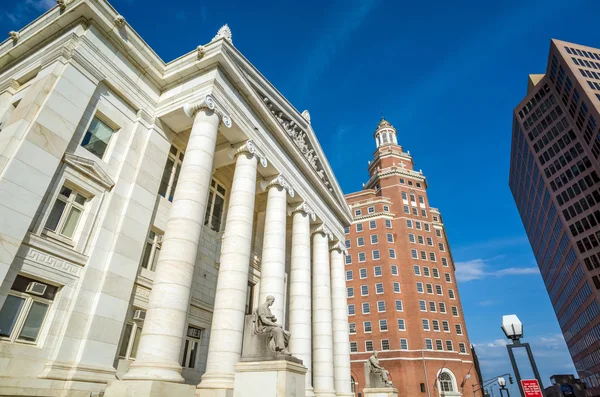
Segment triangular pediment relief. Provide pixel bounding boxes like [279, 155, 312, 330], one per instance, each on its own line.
[63, 153, 115, 190]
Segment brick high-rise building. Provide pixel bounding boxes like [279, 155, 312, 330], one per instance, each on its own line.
[344, 119, 479, 397]
[509, 39, 600, 393]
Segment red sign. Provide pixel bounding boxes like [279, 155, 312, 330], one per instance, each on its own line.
[521, 379, 543, 397]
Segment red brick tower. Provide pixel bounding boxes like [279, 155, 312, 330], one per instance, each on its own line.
[344, 118, 479, 397]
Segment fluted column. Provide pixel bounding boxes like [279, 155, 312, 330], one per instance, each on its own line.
[312, 226, 336, 397]
[288, 203, 316, 396]
[258, 175, 294, 323]
[197, 141, 264, 393]
[125, 96, 228, 382]
[331, 243, 353, 397]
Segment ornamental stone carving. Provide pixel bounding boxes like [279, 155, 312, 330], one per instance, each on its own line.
[261, 174, 295, 198]
[26, 248, 81, 277]
[259, 94, 333, 193]
[56, 0, 68, 9]
[288, 202, 317, 222]
[212, 24, 232, 43]
[9, 31, 19, 41]
[197, 45, 206, 59]
[232, 139, 268, 167]
[330, 241, 348, 256]
[312, 224, 333, 240]
[114, 15, 126, 27]
[183, 94, 232, 128]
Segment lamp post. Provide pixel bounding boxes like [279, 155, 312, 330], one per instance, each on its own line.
[501, 314, 544, 397]
[498, 377, 511, 397]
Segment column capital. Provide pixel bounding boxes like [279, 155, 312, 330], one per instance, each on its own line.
[230, 139, 268, 167]
[183, 94, 232, 128]
[287, 202, 316, 221]
[311, 224, 333, 240]
[329, 241, 348, 255]
[260, 174, 295, 197]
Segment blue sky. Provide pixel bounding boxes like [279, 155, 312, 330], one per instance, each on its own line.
[4, 0, 600, 393]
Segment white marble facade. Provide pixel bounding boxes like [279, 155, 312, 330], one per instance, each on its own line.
[0, 1, 353, 396]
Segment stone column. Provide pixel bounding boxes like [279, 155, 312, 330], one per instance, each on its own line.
[196, 141, 263, 395]
[312, 226, 336, 397]
[288, 203, 316, 396]
[124, 96, 228, 382]
[331, 243, 354, 397]
[258, 175, 294, 323]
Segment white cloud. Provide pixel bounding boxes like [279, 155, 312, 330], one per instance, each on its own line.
[455, 258, 539, 282]
[486, 339, 508, 348]
[478, 300, 496, 306]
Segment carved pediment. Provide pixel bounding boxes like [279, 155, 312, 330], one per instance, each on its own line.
[63, 153, 115, 189]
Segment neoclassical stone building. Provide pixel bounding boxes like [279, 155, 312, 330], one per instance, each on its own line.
[0, 1, 353, 396]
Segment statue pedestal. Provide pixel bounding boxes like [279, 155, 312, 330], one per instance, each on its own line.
[233, 360, 307, 397]
[363, 387, 399, 397]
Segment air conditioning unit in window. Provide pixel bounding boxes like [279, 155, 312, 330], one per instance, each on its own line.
[133, 310, 146, 321]
[187, 327, 201, 339]
[25, 282, 47, 296]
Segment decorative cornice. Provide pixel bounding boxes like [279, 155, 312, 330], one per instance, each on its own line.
[25, 247, 82, 277]
[136, 109, 154, 125]
[114, 15, 126, 27]
[183, 94, 232, 128]
[260, 174, 295, 198]
[70, 49, 106, 84]
[211, 24, 232, 43]
[9, 31, 19, 42]
[63, 153, 115, 189]
[232, 139, 268, 167]
[288, 202, 317, 221]
[260, 93, 333, 193]
[330, 241, 348, 255]
[311, 224, 333, 240]
[0, 79, 19, 94]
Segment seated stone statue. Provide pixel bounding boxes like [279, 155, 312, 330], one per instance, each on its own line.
[367, 351, 393, 387]
[254, 295, 291, 355]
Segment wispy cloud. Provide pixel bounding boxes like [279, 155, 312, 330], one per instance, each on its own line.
[452, 236, 530, 257]
[455, 258, 539, 282]
[3, 0, 55, 27]
[294, 0, 380, 100]
[478, 300, 497, 307]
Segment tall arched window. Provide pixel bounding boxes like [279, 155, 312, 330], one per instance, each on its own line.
[439, 372, 454, 392]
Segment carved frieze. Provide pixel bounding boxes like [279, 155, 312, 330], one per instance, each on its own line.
[26, 248, 82, 277]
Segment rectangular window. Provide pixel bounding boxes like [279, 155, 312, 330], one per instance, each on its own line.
[371, 235, 379, 244]
[432, 268, 439, 278]
[451, 306, 459, 316]
[393, 282, 400, 293]
[181, 326, 202, 369]
[355, 209, 362, 216]
[426, 284, 433, 294]
[404, 205, 410, 214]
[204, 179, 227, 232]
[436, 339, 443, 351]
[419, 300, 427, 311]
[429, 301, 437, 312]
[346, 270, 353, 280]
[422, 319, 430, 331]
[436, 229, 442, 237]
[381, 339, 390, 351]
[383, 205, 390, 212]
[387, 233, 394, 243]
[436, 285, 443, 295]
[362, 302, 370, 314]
[418, 235, 424, 244]
[414, 265, 421, 275]
[361, 285, 369, 296]
[372, 250, 380, 260]
[459, 342, 466, 353]
[140, 230, 163, 272]
[432, 320, 440, 332]
[409, 234, 416, 243]
[445, 273, 452, 283]
[44, 185, 88, 240]
[345, 239, 351, 248]
[385, 219, 392, 228]
[364, 321, 372, 332]
[391, 265, 398, 275]
[158, 145, 184, 202]
[81, 116, 116, 159]
[400, 338, 408, 350]
[350, 341, 358, 352]
[427, 237, 433, 246]
[369, 220, 377, 229]
[347, 287, 354, 298]
[429, 252, 436, 262]
[423, 267, 430, 277]
[357, 237, 365, 246]
[439, 242, 445, 251]
[420, 251, 427, 260]
[344, 226, 350, 234]
[446, 340, 454, 351]
[449, 289, 455, 299]
[374, 266, 382, 277]
[424, 223, 430, 232]
[366, 340, 374, 352]
[411, 249, 418, 259]
[376, 283, 384, 294]
[356, 223, 363, 232]
[439, 302, 447, 313]
[416, 221, 422, 230]
[377, 301, 386, 312]
[360, 268, 368, 279]
[406, 220, 413, 229]
[348, 304, 355, 315]
[358, 252, 366, 262]
[0, 275, 57, 344]
[425, 338, 433, 350]
[455, 324, 463, 335]
[389, 249, 396, 259]
[417, 282, 424, 293]
[395, 300, 403, 311]
[398, 318, 406, 330]
[345, 255, 352, 264]
[368, 206, 374, 214]
[442, 258, 448, 267]
[442, 321, 450, 332]
[380, 319, 388, 331]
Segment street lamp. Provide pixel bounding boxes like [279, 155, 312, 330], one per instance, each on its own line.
[501, 315, 544, 397]
[498, 377, 510, 397]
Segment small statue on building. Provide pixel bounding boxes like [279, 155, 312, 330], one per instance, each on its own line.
[367, 351, 393, 387]
[254, 295, 291, 355]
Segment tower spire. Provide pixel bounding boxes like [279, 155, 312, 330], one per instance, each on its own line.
[373, 116, 398, 147]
